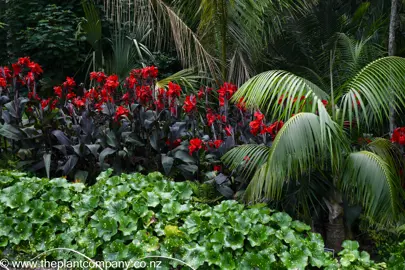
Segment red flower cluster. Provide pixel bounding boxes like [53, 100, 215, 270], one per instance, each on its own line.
[392, 127, 405, 145]
[132, 66, 158, 79]
[189, 138, 204, 155]
[249, 111, 265, 136]
[114, 106, 130, 121]
[0, 57, 43, 90]
[90, 72, 107, 83]
[183, 95, 197, 114]
[218, 83, 237, 106]
[208, 139, 223, 149]
[249, 111, 284, 138]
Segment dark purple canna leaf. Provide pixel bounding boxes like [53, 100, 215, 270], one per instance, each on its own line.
[52, 130, 71, 146]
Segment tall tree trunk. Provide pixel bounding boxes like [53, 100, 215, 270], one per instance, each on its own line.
[217, 0, 228, 81]
[389, 0, 399, 135]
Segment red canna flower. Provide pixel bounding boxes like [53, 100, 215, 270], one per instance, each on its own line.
[189, 138, 204, 155]
[28, 62, 43, 75]
[214, 139, 223, 148]
[224, 125, 233, 136]
[63, 77, 76, 88]
[114, 106, 130, 121]
[25, 72, 34, 82]
[136, 85, 152, 104]
[392, 127, 405, 145]
[265, 121, 284, 138]
[213, 165, 222, 172]
[73, 97, 86, 108]
[12, 63, 21, 76]
[66, 92, 76, 100]
[2, 67, 11, 80]
[105, 75, 119, 90]
[0, 78, 6, 88]
[218, 82, 237, 107]
[41, 98, 51, 109]
[249, 120, 262, 136]
[18, 57, 31, 66]
[254, 111, 265, 121]
[207, 112, 216, 126]
[54, 86, 62, 98]
[50, 99, 58, 110]
[198, 89, 205, 99]
[95, 102, 104, 112]
[236, 97, 246, 112]
[167, 82, 181, 98]
[141, 66, 158, 79]
[322, 100, 328, 106]
[183, 95, 197, 114]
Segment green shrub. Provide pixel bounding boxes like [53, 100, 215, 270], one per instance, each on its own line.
[0, 170, 385, 269]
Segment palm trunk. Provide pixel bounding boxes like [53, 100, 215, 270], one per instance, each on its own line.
[324, 196, 345, 252]
[389, 0, 399, 135]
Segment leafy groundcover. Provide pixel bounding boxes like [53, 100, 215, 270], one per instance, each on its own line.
[0, 170, 385, 269]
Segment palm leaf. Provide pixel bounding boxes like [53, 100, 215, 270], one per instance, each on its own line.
[156, 69, 203, 91]
[340, 151, 403, 225]
[366, 138, 404, 177]
[245, 112, 346, 202]
[232, 70, 329, 120]
[340, 57, 405, 127]
[222, 144, 270, 179]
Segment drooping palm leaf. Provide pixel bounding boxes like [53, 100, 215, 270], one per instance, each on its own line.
[366, 138, 404, 177]
[156, 69, 203, 91]
[244, 112, 346, 202]
[340, 151, 403, 225]
[232, 70, 329, 120]
[222, 144, 270, 179]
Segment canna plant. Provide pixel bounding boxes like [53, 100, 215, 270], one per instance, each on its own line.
[222, 35, 405, 250]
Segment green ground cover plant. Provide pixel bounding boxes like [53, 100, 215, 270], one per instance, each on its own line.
[0, 170, 387, 269]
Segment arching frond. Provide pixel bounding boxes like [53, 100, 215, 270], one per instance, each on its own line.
[232, 70, 329, 120]
[340, 57, 405, 127]
[156, 69, 203, 91]
[245, 113, 347, 202]
[335, 33, 384, 85]
[340, 151, 403, 225]
[221, 144, 270, 179]
[366, 138, 404, 177]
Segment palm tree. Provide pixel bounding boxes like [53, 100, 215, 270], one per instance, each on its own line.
[222, 35, 405, 250]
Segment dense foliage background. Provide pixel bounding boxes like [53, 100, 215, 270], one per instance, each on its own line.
[2, 0, 405, 268]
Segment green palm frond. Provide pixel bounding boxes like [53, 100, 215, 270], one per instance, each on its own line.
[335, 33, 384, 85]
[232, 70, 329, 120]
[340, 151, 403, 225]
[366, 138, 404, 176]
[81, 0, 102, 51]
[156, 69, 203, 91]
[245, 113, 346, 202]
[222, 144, 270, 179]
[340, 57, 405, 127]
